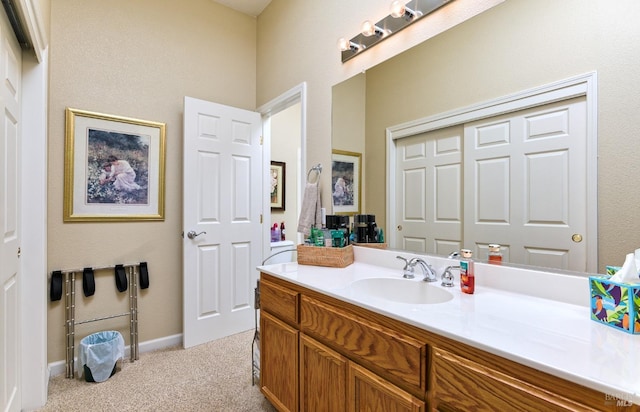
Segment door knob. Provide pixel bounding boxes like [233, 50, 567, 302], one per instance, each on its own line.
[187, 230, 206, 239]
[571, 234, 583, 243]
[397, 225, 403, 231]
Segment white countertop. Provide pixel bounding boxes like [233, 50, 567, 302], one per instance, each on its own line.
[258, 246, 640, 406]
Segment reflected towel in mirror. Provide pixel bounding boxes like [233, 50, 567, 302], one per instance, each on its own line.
[297, 181, 322, 236]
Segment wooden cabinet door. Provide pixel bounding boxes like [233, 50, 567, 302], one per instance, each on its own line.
[348, 362, 425, 412]
[300, 334, 348, 412]
[261, 311, 299, 412]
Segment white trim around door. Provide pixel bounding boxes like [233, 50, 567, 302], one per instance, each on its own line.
[257, 82, 308, 258]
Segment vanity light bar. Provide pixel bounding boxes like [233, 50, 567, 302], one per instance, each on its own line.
[339, 0, 455, 63]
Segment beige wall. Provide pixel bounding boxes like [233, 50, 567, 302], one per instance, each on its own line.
[47, 0, 256, 362]
[362, 0, 640, 272]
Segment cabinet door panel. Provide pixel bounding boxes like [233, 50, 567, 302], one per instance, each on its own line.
[261, 311, 298, 412]
[300, 334, 348, 412]
[348, 362, 425, 412]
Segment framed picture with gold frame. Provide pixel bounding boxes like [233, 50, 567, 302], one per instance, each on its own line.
[63, 108, 166, 222]
[331, 149, 361, 215]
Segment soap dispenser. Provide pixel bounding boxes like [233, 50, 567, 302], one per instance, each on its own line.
[460, 249, 475, 294]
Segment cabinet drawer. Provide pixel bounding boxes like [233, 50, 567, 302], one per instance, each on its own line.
[431, 347, 607, 412]
[261, 278, 299, 325]
[301, 295, 426, 391]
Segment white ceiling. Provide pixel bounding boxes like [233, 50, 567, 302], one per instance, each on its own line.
[210, 0, 272, 17]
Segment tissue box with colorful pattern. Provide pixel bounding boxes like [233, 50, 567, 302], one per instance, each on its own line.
[589, 268, 640, 334]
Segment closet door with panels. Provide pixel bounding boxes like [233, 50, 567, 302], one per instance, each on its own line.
[393, 96, 588, 272]
[395, 125, 463, 255]
[463, 97, 587, 270]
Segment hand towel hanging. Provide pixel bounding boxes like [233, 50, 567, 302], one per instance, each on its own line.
[297, 165, 322, 236]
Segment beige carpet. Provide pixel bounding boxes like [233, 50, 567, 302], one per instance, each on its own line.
[37, 330, 276, 412]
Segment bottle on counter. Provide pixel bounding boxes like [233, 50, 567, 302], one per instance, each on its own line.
[280, 222, 286, 241]
[460, 249, 475, 294]
[488, 244, 502, 264]
[271, 223, 280, 242]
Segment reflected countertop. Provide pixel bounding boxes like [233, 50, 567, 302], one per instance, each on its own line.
[258, 246, 640, 406]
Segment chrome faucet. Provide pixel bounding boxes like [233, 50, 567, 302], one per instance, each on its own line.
[396, 256, 415, 279]
[409, 257, 437, 282]
[441, 265, 459, 287]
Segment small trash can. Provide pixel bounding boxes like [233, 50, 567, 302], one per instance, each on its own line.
[78, 331, 125, 382]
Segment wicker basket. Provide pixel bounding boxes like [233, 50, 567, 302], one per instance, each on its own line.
[297, 244, 354, 268]
[352, 242, 388, 249]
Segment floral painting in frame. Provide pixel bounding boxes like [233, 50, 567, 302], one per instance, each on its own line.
[64, 108, 166, 222]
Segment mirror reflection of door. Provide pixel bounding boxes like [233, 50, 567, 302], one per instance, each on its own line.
[396, 125, 463, 255]
[395, 96, 588, 272]
[269, 102, 301, 244]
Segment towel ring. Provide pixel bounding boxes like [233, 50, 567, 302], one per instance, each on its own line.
[307, 164, 322, 184]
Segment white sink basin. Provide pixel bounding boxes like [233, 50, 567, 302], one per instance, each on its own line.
[349, 277, 454, 305]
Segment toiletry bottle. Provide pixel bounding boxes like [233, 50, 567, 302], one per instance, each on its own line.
[488, 244, 502, 264]
[280, 222, 286, 241]
[349, 223, 356, 244]
[460, 249, 475, 294]
[307, 226, 317, 245]
[314, 227, 325, 247]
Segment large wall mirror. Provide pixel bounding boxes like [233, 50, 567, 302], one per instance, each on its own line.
[332, 1, 640, 274]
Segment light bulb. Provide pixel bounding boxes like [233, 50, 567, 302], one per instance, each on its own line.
[390, 1, 406, 18]
[361, 20, 375, 37]
[338, 38, 360, 53]
[338, 38, 350, 51]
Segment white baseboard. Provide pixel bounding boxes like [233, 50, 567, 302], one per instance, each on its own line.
[47, 333, 183, 378]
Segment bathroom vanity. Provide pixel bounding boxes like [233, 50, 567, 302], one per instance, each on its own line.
[258, 247, 640, 411]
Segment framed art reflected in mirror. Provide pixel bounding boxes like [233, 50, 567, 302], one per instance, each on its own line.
[331, 150, 361, 215]
[270, 161, 286, 211]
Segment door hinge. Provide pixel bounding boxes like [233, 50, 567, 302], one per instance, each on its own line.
[17, 247, 21, 258]
[260, 214, 263, 224]
[260, 136, 263, 145]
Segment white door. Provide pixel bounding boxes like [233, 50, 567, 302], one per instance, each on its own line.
[183, 97, 262, 348]
[0, 9, 22, 412]
[395, 125, 463, 255]
[464, 97, 587, 270]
